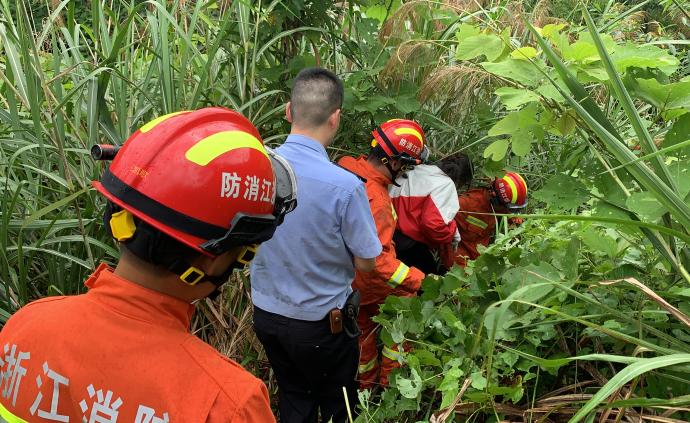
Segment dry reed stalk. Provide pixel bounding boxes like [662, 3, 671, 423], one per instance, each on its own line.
[380, 41, 438, 84]
[532, 0, 552, 28]
[419, 65, 497, 121]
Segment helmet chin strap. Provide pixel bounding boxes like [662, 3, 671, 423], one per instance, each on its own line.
[380, 157, 402, 186]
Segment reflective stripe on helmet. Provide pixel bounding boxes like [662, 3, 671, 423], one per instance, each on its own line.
[393, 127, 423, 143]
[503, 175, 519, 204]
[388, 263, 410, 287]
[139, 111, 188, 133]
[185, 131, 268, 166]
[0, 402, 27, 423]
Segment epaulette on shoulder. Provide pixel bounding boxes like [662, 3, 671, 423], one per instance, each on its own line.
[333, 162, 367, 183]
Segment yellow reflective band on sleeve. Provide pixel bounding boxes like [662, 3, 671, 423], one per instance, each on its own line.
[358, 358, 377, 374]
[391, 204, 397, 221]
[466, 215, 488, 230]
[0, 402, 28, 423]
[382, 345, 404, 362]
[393, 127, 423, 143]
[185, 131, 268, 166]
[503, 176, 519, 204]
[388, 263, 410, 287]
[139, 111, 187, 133]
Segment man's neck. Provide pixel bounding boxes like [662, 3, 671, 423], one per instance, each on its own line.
[114, 249, 207, 303]
[290, 126, 332, 148]
[367, 157, 393, 180]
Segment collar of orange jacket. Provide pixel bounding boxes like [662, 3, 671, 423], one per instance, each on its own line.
[339, 155, 391, 186]
[85, 263, 195, 331]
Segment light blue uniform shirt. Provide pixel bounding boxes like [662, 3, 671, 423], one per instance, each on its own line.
[251, 135, 382, 321]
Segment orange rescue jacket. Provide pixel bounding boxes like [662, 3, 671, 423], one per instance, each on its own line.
[338, 156, 424, 305]
[450, 188, 496, 267]
[0, 264, 275, 423]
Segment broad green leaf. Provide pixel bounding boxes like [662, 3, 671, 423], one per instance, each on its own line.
[396, 368, 423, 399]
[488, 103, 539, 136]
[438, 366, 463, 408]
[626, 192, 668, 221]
[495, 87, 540, 110]
[632, 78, 690, 119]
[611, 43, 680, 75]
[456, 34, 505, 61]
[481, 59, 543, 87]
[455, 23, 481, 41]
[581, 226, 619, 258]
[552, 111, 577, 136]
[537, 82, 566, 103]
[511, 46, 537, 60]
[470, 371, 487, 390]
[483, 139, 510, 161]
[533, 174, 590, 210]
[511, 127, 533, 156]
[578, 64, 609, 82]
[541, 23, 567, 39]
[665, 114, 690, 151]
[393, 93, 420, 114]
[563, 40, 598, 63]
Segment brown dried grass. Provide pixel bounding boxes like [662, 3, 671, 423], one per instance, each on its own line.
[419, 65, 498, 119]
[380, 41, 440, 84]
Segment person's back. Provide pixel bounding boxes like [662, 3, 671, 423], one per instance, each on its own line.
[0, 107, 298, 422]
[389, 164, 459, 247]
[250, 68, 381, 423]
[251, 139, 375, 317]
[337, 119, 429, 389]
[453, 188, 495, 266]
[0, 264, 271, 422]
[452, 172, 528, 267]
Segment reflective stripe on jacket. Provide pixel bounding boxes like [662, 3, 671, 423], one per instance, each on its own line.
[0, 264, 275, 423]
[338, 156, 424, 305]
[453, 188, 496, 266]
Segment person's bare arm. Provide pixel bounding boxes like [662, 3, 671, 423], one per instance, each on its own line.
[354, 256, 376, 273]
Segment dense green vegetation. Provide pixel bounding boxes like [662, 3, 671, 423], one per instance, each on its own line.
[2, 0, 690, 421]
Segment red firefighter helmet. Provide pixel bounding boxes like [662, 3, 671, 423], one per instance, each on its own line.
[493, 172, 528, 210]
[371, 119, 429, 165]
[93, 107, 296, 257]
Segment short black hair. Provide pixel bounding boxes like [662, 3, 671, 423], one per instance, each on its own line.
[290, 67, 343, 128]
[437, 152, 473, 190]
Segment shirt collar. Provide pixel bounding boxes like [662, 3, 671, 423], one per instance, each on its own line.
[84, 263, 194, 331]
[284, 134, 328, 159]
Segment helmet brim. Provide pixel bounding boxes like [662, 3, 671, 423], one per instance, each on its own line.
[93, 180, 214, 256]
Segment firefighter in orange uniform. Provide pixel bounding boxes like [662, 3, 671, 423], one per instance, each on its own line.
[449, 172, 528, 267]
[338, 119, 429, 389]
[0, 108, 297, 422]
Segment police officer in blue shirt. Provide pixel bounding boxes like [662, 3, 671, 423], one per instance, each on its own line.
[251, 68, 382, 423]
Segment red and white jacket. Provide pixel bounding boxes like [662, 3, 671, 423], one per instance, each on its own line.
[389, 164, 460, 248]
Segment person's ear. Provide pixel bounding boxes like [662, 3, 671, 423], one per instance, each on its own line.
[390, 159, 403, 171]
[285, 102, 293, 123]
[329, 109, 341, 129]
[196, 247, 243, 277]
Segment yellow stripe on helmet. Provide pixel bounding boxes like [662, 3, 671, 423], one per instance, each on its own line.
[139, 111, 188, 133]
[503, 175, 519, 204]
[393, 127, 423, 144]
[185, 131, 268, 166]
[0, 402, 28, 423]
[514, 172, 528, 196]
